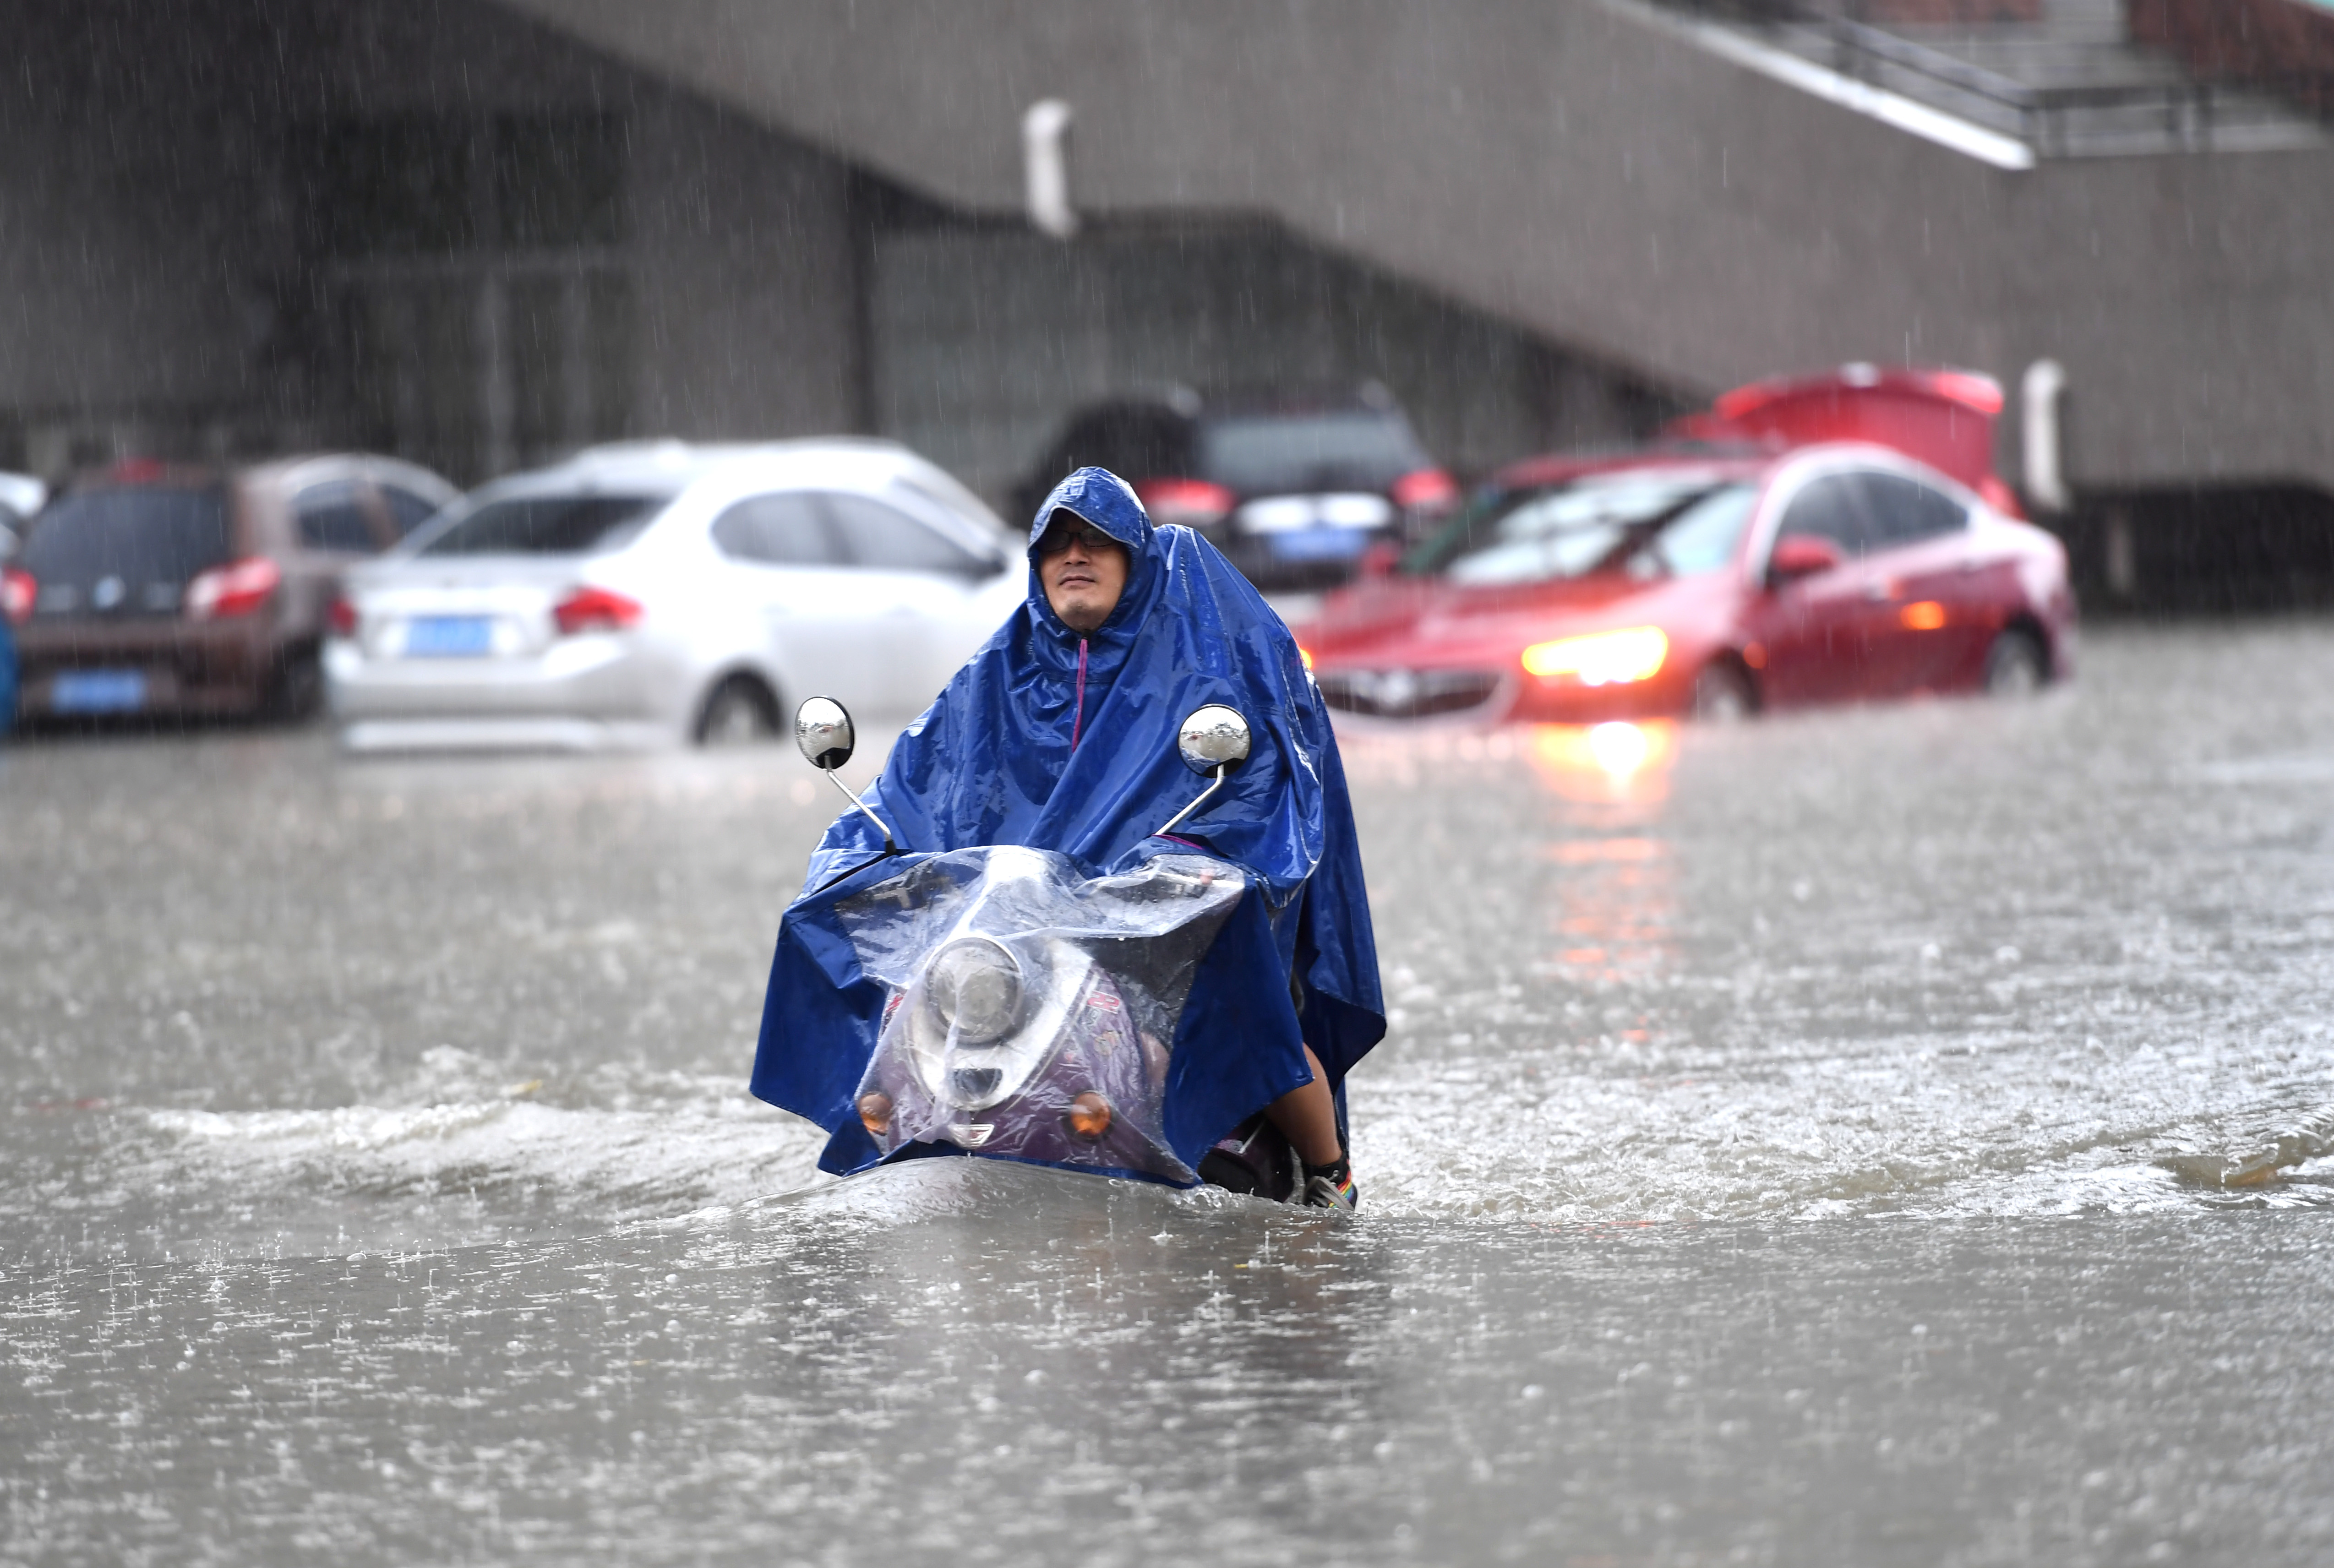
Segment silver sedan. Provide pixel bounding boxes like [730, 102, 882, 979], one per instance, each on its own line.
[327, 440, 1026, 751]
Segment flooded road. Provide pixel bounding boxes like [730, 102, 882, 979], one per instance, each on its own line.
[5, 621, 2333, 1564]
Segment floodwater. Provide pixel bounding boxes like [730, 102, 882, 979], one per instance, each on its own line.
[4, 621, 2333, 1566]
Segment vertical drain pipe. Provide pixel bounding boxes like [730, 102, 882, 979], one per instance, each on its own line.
[2021, 359, 2071, 515]
[1022, 99, 1079, 240]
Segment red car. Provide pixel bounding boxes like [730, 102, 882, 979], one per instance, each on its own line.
[1298, 367, 2075, 724]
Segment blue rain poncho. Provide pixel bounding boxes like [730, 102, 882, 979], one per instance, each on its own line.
[751, 466, 1385, 1179]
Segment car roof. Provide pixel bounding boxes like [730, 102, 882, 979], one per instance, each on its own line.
[59, 454, 458, 497]
[524, 436, 937, 490]
[1490, 444, 1773, 491]
[1068, 383, 1407, 423]
[464, 437, 1013, 541]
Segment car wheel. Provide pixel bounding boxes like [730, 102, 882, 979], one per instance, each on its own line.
[697, 674, 780, 746]
[1982, 628, 2047, 697]
[1691, 661, 1756, 722]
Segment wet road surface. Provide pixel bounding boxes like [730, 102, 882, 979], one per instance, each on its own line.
[4, 621, 2333, 1564]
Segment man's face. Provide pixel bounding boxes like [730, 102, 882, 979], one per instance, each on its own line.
[1036, 516, 1130, 634]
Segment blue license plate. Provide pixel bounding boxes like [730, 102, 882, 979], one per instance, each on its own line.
[1271, 526, 1370, 562]
[52, 670, 148, 713]
[404, 616, 494, 658]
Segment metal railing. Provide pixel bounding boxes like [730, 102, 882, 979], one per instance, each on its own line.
[1656, 0, 2272, 154]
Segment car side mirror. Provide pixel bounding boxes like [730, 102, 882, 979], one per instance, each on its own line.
[1767, 534, 1844, 587]
[1358, 541, 1400, 580]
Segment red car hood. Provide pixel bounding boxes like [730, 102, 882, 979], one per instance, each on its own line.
[1305, 572, 1735, 671]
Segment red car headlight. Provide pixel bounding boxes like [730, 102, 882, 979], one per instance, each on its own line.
[1521, 626, 1669, 686]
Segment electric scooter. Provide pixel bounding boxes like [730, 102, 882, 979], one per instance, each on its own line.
[792, 697, 1306, 1202]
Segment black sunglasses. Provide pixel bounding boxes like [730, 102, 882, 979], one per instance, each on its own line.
[1036, 521, 1122, 557]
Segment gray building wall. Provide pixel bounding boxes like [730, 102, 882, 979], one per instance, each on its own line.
[872, 221, 1672, 504]
[500, 0, 2334, 496]
[0, 2, 282, 467]
[0, 0, 867, 483]
[628, 96, 861, 442]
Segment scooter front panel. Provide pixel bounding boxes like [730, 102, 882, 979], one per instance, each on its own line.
[835, 848, 1245, 1182]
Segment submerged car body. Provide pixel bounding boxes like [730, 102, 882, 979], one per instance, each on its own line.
[1302, 370, 2075, 724]
[5, 456, 455, 724]
[327, 439, 1024, 752]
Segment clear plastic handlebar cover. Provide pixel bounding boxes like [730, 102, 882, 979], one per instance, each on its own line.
[834, 846, 1246, 1181]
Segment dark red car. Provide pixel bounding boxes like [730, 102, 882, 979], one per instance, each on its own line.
[1298, 367, 2076, 724]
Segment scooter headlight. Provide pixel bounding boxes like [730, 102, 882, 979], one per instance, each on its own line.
[929, 937, 1021, 1044]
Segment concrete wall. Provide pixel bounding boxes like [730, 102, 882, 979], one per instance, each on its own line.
[628, 98, 860, 441]
[497, 0, 2334, 495]
[0, 0, 866, 479]
[871, 222, 1674, 503]
[0, 1, 283, 465]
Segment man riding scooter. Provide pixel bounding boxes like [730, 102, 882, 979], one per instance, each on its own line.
[752, 467, 1383, 1207]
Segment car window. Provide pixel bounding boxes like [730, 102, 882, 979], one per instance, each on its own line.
[295, 479, 381, 553]
[1775, 473, 1872, 557]
[825, 491, 987, 575]
[415, 493, 672, 556]
[1861, 472, 1968, 548]
[1056, 408, 1192, 479]
[711, 492, 843, 566]
[1424, 475, 1743, 586]
[1643, 484, 1759, 577]
[19, 486, 232, 615]
[1198, 410, 1428, 495]
[381, 485, 445, 537]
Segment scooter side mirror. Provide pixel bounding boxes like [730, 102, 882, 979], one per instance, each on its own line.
[1157, 705, 1251, 838]
[1175, 704, 1251, 775]
[1767, 534, 1845, 588]
[796, 695, 900, 852]
[795, 696, 856, 770]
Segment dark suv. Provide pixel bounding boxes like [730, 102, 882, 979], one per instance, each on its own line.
[1014, 387, 1458, 589]
[5, 454, 456, 725]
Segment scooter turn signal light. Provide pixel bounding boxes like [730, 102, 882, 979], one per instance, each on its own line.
[1067, 1092, 1112, 1141]
[857, 1091, 893, 1138]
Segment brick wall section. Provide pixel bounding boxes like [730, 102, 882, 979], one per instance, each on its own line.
[2129, 0, 2334, 112]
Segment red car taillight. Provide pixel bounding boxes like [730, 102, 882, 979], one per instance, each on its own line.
[552, 585, 643, 636]
[184, 556, 280, 621]
[2, 568, 35, 627]
[1391, 467, 1460, 516]
[326, 596, 359, 637]
[1134, 477, 1236, 529]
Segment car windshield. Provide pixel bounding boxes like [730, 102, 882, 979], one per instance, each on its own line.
[21, 486, 233, 608]
[414, 492, 673, 556]
[1411, 475, 1758, 586]
[1198, 410, 1429, 495]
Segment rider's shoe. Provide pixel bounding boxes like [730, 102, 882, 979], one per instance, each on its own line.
[1301, 1158, 1358, 1210]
